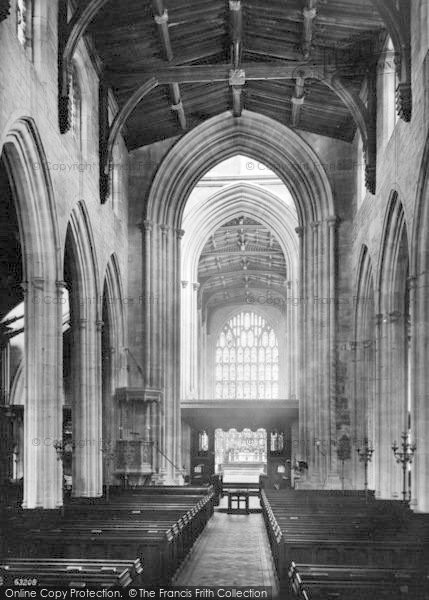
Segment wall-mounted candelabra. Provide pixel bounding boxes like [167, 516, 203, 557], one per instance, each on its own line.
[356, 438, 374, 502]
[53, 439, 73, 515]
[392, 432, 416, 503]
[100, 441, 116, 503]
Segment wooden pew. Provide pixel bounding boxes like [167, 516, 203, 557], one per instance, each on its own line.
[261, 490, 429, 593]
[2, 488, 215, 586]
[287, 561, 429, 599]
[0, 558, 143, 587]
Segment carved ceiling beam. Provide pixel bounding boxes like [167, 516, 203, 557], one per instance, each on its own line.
[100, 77, 158, 202]
[99, 60, 377, 201]
[106, 62, 340, 85]
[0, 0, 10, 23]
[152, 0, 187, 130]
[291, 69, 306, 127]
[327, 71, 377, 194]
[370, 0, 411, 121]
[58, 0, 110, 133]
[229, 0, 244, 117]
[203, 284, 289, 307]
[200, 249, 284, 257]
[199, 270, 287, 293]
[302, 0, 318, 59]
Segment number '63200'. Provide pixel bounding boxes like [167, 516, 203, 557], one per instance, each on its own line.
[13, 578, 38, 586]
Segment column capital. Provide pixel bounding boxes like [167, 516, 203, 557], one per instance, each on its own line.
[154, 9, 168, 25]
[407, 275, 417, 289]
[327, 215, 339, 228]
[303, 6, 317, 20]
[78, 318, 88, 330]
[176, 228, 185, 240]
[229, 0, 241, 11]
[181, 280, 189, 289]
[31, 277, 45, 290]
[310, 221, 320, 230]
[387, 310, 402, 324]
[56, 280, 68, 290]
[193, 282, 200, 292]
[160, 224, 170, 236]
[138, 219, 153, 232]
[295, 226, 304, 238]
[375, 313, 384, 326]
[96, 320, 104, 332]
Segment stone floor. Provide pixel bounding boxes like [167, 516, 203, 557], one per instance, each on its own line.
[174, 500, 279, 596]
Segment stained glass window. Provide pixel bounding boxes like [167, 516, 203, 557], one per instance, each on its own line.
[215, 312, 279, 399]
[198, 431, 209, 453]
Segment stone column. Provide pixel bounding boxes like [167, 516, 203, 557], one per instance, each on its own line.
[23, 278, 63, 509]
[297, 216, 338, 489]
[388, 310, 406, 498]
[191, 283, 200, 399]
[295, 226, 306, 462]
[374, 314, 393, 498]
[72, 313, 103, 498]
[413, 272, 429, 511]
[142, 220, 153, 386]
[327, 216, 339, 483]
[180, 280, 190, 398]
[143, 223, 183, 484]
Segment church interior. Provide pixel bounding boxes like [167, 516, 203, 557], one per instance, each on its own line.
[1, 0, 429, 596]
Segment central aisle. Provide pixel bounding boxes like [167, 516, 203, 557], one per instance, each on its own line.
[174, 504, 279, 596]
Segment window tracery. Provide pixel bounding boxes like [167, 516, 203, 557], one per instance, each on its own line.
[215, 311, 279, 399]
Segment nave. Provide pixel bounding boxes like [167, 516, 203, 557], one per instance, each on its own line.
[1, 483, 429, 598]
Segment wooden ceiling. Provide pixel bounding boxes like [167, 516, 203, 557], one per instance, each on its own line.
[86, 0, 386, 149]
[198, 216, 288, 310]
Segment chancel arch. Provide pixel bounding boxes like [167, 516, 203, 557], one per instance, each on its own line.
[180, 180, 299, 405]
[63, 201, 102, 498]
[143, 111, 338, 486]
[0, 118, 62, 509]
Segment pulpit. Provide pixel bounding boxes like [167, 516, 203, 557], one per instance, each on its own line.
[115, 439, 154, 487]
[114, 387, 161, 485]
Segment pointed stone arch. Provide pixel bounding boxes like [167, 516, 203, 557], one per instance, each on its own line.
[100, 254, 126, 485]
[352, 245, 376, 491]
[375, 192, 410, 500]
[409, 131, 429, 512]
[180, 182, 299, 408]
[64, 201, 102, 497]
[142, 112, 338, 484]
[1, 117, 62, 508]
